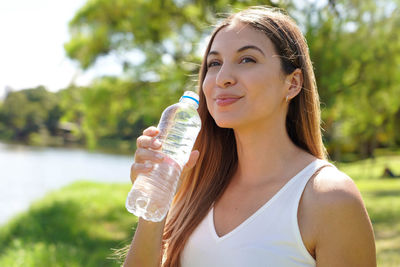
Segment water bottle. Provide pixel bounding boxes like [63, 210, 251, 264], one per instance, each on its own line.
[126, 91, 202, 222]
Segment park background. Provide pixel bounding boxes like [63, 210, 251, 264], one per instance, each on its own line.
[0, 0, 399, 266]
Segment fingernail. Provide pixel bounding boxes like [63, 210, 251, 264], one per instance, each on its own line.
[145, 162, 152, 168]
[153, 139, 161, 147]
[155, 153, 163, 159]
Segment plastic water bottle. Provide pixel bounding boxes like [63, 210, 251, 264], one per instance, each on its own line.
[126, 91, 201, 222]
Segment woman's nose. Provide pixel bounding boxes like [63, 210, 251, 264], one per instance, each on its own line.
[216, 64, 236, 88]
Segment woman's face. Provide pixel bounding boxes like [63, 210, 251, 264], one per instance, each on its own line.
[203, 22, 289, 130]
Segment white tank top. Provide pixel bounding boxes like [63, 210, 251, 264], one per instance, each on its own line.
[180, 159, 335, 267]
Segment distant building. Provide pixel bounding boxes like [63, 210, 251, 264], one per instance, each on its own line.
[57, 122, 80, 143]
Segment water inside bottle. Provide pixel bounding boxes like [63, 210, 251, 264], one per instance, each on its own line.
[126, 96, 201, 222]
[126, 155, 182, 222]
[157, 106, 201, 168]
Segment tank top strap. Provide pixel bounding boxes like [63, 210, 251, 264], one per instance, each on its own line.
[307, 159, 335, 182]
[289, 159, 335, 214]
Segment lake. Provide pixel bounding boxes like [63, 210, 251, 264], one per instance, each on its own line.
[0, 142, 133, 226]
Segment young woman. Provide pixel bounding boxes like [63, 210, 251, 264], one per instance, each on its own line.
[124, 6, 376, 267]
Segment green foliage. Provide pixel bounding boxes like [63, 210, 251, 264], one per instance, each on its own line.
[64, 0, 279, 70]
[0, 181, 135, 267]
[303, 0, 400, 158]
[0, 87, 63, 144]
[61, 0, 288, 152]
[62, 0, 400, 159]
[1, 0, 399, 158]
[1, 153, 400, 266]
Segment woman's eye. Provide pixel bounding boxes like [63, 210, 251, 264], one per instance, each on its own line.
[207, 61, 221, 68]
[240, 57, 256, 64]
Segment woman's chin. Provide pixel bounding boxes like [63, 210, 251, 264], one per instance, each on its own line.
[214, 119, 238, 129]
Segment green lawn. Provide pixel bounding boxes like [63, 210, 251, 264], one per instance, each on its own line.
[338, 154, 400, 267]
[356, 178, 400, 266]
[0, 154, 399, 266]
[0, 182, 135, 267]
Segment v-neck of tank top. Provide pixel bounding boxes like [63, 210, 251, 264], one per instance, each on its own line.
[209, 159, 319, 243]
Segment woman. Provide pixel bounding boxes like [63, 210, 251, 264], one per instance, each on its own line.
[124, 6, 376, 267]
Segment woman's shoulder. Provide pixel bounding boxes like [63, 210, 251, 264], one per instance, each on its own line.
[300, 158, 367, 221]
[300, 161, 376, 263]
[301, 161, 376, 265]
[304, 161, 371, 240]
[309, 162, 363, 206]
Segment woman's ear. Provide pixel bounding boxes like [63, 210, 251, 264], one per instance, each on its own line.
[285, 68, 303, 101]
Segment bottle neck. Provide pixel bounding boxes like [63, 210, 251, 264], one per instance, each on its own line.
[180, 98, 199, 109]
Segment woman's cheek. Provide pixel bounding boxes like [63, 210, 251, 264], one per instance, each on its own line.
[202, 79, 213, 104]
[204, 93, 214, 116]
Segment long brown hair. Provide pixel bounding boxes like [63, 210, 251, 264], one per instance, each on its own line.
[162, 6, 327, 266]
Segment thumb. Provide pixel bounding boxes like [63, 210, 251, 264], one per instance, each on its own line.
[184, 150, 200, 171]
[177, 150, 200, 192]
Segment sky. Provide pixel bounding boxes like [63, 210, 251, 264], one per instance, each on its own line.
[0, 0, 123, 99]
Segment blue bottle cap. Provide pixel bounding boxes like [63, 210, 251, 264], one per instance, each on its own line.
[180, 91, 199, 106]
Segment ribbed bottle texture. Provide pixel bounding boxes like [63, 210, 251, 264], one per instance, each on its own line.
[126, 91, 201, 222]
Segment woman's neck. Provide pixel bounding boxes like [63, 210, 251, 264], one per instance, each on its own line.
[232, 119, 311, 187]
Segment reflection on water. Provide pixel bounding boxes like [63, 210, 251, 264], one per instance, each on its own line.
[0, 142, 133, 225]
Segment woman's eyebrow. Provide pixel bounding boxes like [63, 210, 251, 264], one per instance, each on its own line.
[208, 45, 265, 58]
[237, 45, 265, 56]
[207, 50, 219, 57]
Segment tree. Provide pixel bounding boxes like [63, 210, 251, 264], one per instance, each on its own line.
[0, 86, 62, 143]
[62, 0, 400, 159]
[63, 0, 281, 149]
[302, 0, 400, 159]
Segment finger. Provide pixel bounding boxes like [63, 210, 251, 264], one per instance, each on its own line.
[134, 148, 164, 163]
[177, 151, 199, 191]
[184, 150, 200, 171]
[143, 126, 160, 137]
[136, 135, 162, 149]
[130, 162, 153, 183]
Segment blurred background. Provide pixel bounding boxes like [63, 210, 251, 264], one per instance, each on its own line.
[0, 0, 399, 266]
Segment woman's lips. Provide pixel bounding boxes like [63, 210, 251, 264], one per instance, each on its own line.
[215, 97, 241, 106]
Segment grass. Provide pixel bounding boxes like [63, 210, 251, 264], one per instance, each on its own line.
[0, 153, 399, 266]
[338, 153, 400, 267]
[355, 178, 400, 266]
[0, 182, 136, 267]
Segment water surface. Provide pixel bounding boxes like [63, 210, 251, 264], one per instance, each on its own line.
[0, 142, 133, 225]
